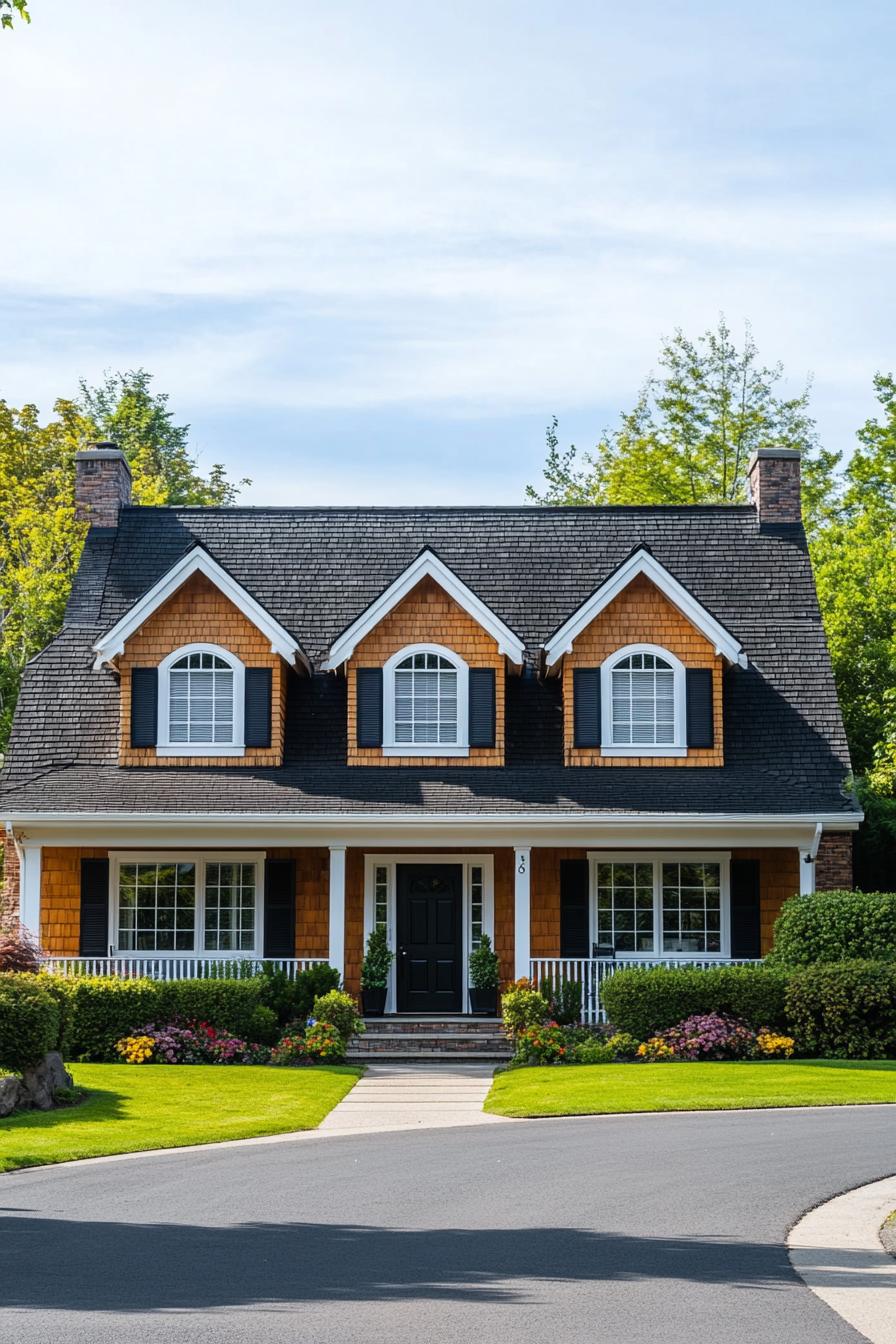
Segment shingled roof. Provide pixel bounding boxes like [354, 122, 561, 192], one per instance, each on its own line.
[0, 504, 857, 817]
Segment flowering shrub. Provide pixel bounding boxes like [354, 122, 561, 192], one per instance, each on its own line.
[514, 1021, 568, 1065]
[311, 990, 364, 1045]
[115, 1035, 155, 1064]
[270, 1033, 307, 1066]
[755, 1029, 795, 1059]
[637, 1036, 676, 1061]
[502, 984, 550, 1041]
[605, 1031, 641, 1061]
[636, 1013, 756, 1062]
[114, 1021, 269, 1065]
[304, 1021, 344, 1061]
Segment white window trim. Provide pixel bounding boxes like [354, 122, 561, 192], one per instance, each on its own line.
[542, 545, 747, 670]
[382, 643, 470, 757]
[109, 850, 265, 957]
[600, 642, 687, 757]
[323, 548, 525, 669]
[156, 643, 246, 758]
[363, 854, 494, 1013]
[93, 545, 308, 672]
[587, 850, 731, 959]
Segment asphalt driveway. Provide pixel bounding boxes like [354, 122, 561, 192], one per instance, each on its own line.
[2, 1105, 895, 1343]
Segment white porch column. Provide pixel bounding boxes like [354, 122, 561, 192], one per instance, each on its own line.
[799, 822, 822, 895]
[19, 844, 42, 942]
[798, 850, 816, 895]
[514, 847, 531, 980]
[328, 845, 346, 982]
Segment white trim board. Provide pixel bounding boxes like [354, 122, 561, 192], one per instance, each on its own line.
[2, 814, 858, 851]
[92, 547, 308, 672]
[322, 549, 525, 669]
[542, 547, 747, 671]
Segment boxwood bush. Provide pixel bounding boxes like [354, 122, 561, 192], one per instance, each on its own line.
[600, 964, 789, 1040]
[769, 891, 896, 966]
[785, 960, 896, 1058]
[0, 972, 61, 1072]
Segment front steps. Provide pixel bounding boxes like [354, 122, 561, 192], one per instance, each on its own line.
[347, 1015, 512, 1063]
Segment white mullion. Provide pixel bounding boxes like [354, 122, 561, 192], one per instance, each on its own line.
[652, 858, 661, 956]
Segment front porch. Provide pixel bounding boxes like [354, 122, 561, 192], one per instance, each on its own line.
[6, 820, 839, 1019]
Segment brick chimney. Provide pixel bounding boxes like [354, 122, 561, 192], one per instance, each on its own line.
[74, 441, 132, 528]
[747, 447, 801, 526]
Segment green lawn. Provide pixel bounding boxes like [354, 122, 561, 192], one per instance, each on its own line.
[485, 1060, 896, 1118]
[0, 1063, 361, 1173]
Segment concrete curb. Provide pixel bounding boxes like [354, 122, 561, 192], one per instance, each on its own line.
[788, 1174, 896, 1343]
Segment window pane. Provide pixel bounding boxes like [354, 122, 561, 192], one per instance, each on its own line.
[119, 862, 195, 954]
[204, 861, 256, 953]
[393, 651, 461, 747]
[168, 653, 238, 746]
[610, 653, 678, 749]
[596, 860, 655, 954]
[661, 862, 722, 953]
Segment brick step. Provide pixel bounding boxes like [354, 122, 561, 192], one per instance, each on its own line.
[346, 1050, 511, 1063]
[361, 1017, 501, 1034]
[351, 1035, 510, 1052]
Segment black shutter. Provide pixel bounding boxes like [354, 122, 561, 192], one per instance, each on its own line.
[130, 667, 158, 747]
[80, 858, 110, 956]
[356, 668, 383, 747]
[244, 668, 272, 748]
[468, 668, 496, 748]
[573, 668, 601, 748]
[263, 858, 296, 958]
[686, 668, 714, 748]
[560, 858, 590, 956]
[730, 858, 761, 958]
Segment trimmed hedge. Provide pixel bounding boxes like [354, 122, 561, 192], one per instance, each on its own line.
[785, 961, 896, 1059]
[0, 972, 61, 1072]
[29, 968, 336, 1062]
[600, 964, 789, 1040]
[769, 891, 896, 967]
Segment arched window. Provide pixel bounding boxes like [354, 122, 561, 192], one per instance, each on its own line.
[158, 644, 245, 755]
[383, 644, 469, 756]
[601, 644, 686, 756]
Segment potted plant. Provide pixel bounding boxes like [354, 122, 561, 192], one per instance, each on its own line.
[360, 925, 393, 1016]
[468, 934, 500, 1015]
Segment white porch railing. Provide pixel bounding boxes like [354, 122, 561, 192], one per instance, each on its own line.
[41, 956, 327, 981]
[531, 957, 763, 1024]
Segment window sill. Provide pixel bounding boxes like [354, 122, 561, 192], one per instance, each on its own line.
[156, 745, 246, 758]
[382, 745, 470, 757]
[600, 746, 687, 758]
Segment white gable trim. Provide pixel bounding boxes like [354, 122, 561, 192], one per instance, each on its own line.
[542, 548, 747, 670]
[322, 549, 526, 669]
[92, 547, 308, 672]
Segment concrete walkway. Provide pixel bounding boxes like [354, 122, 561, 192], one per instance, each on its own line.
[317, 1062, 511, 1133]
[789, 1173, 896, 1344]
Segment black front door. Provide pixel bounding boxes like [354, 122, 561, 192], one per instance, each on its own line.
[396, 864, 462, 1013]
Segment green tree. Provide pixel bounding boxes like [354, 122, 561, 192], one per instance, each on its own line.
[812, 374, 896, 784]
[77, 370, 248, 506]
[0, 375, 247, 752]
[1, 1, 30, 30]
[527, 318, 840, 536]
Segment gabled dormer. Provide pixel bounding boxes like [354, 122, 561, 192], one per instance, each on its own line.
[324, 548, 525, 766]
[542, 546, 746, 767]
[92, 545, 307, 767]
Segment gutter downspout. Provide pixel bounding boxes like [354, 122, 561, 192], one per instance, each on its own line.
[799, 822, 823, 895]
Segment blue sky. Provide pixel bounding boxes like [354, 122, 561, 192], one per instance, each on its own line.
[2, 0, 894, 503]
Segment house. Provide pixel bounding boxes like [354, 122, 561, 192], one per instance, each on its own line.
[0, 443, 859, 1017]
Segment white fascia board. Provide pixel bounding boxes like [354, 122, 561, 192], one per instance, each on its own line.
[92, 548, 308, 672]
[542, 549, 748, 670]
[2, 811, 862, 851]
[322, 549, 526, 669]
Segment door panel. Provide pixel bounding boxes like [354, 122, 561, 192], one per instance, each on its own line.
[397, 864, 462, 1013]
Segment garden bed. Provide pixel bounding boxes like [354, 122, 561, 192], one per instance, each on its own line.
[484, 1059, 896, 1118]
[0, 1063, 361, 1173]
